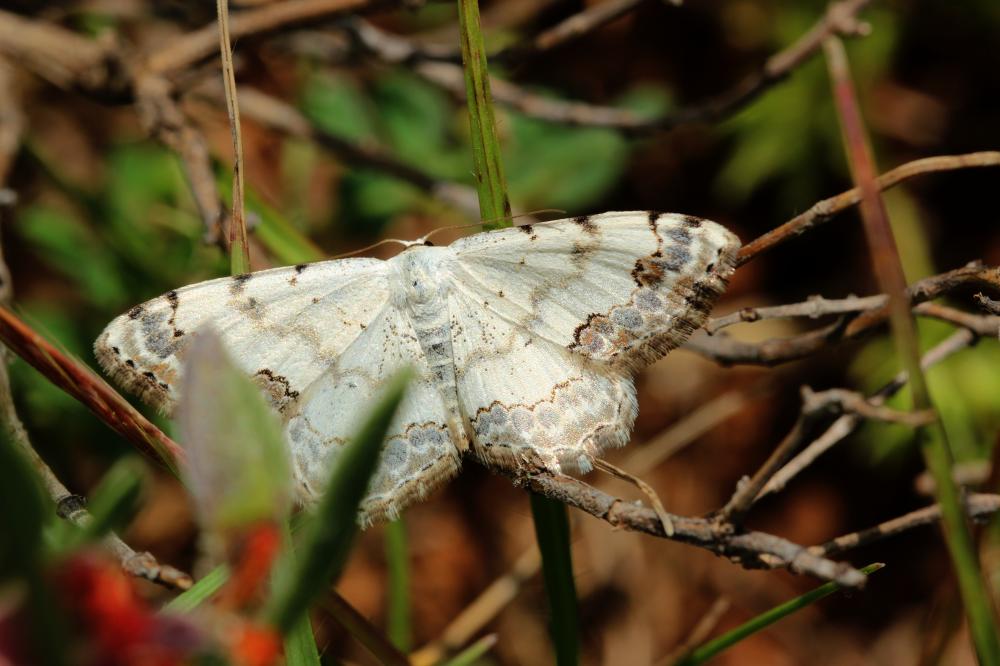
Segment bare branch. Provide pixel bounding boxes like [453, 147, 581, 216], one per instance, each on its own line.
[0, 239, 191, 591]
[136, 76, 227, 247]
[738, 152, 1000, 265]
[146, 0, 395, 75]
[706, 294, 885, 334]
[687, 263, 1000, 366]
[811, 493, 1000, 558]
[759, 328, 978, 498]
[511, 469, 868, 586]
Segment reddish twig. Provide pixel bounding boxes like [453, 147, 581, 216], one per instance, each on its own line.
[738, 151, 1000, 265]
[0, 307, 185, 469]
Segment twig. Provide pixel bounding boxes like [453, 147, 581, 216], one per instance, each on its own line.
[345, 18, 654, 129]
[976, 293, 1000, 316]
[760, 328, 978, 499]
[0, 306, 186, 469]
[706, 294, 885, 334]
[717, 387, 835, 524]
[135, 76, 227, 247]
[0, 8, 129, 98]
[493, 0, 651, 65]
[348, 0, 873, 132]
[507, 468, 868, 587]
[660, 598, 732, 666]
[412, 389, 751, 665]
[0, 240, 191, 591]
[810, 493, 1000, 558]
[409, 548, 541, 666]
[737, 151, 1000, 265]
[146, 0, 394, 75]
[825, 33, 1000, 660]
[686, 263, 1000, 366]
[650, 0, 872, 133]
[217, 0, 251, 274]
[594, 458, 675, 536]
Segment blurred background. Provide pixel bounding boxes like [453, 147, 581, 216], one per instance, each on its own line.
[1, 0, 1000, 663]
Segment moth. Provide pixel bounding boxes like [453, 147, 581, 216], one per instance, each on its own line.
[96, 211, 739, 524]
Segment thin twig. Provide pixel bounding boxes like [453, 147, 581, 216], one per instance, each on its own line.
[412, 389, 752, 665]
[146, 0, 393, 75]
[706, 294, 885, 334]
[0, 240, 191, 591]
[508, 468, 868, 587]
[0, 306, 186, 468]
[135, 76, 227, 247]
[717, 387, 835, 524]
[594, 458, 675, 536]
[737, 151, 1000, 265]
[217, 0, 251, 274]
[975, 293, 1000, 316]
[760, 328, 978, 499]
[686, 263, 1000, 366]
[810, 493, 1000, 558]
[825, 34, 999, 659]
[660, 598, 732, 666]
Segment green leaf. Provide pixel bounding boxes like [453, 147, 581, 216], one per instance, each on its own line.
[265, 368, 412, 634]
[530, 494, 580, 666]
[385, 518, 411, 651]
[441, 634, 498, 666]
[457, 0, 511, 228]
[177, 330, 292, 535]
[164, 564, 230, 613]
[675, 563, 885, 665]
[300, 72, 378, 143]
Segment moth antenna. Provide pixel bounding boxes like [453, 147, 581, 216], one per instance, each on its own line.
[330, 209, 571, 259]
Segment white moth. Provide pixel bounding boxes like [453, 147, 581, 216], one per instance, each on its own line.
[96, 212, 739, 524]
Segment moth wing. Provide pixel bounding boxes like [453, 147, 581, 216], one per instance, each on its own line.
[448, 283, 636, 474]
[449, 211, 739, 371]
[95, 258, 389, 414]
[285, 302, 461, 524]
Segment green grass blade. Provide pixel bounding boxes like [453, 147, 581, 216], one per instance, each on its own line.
[676, 563, 885, 666]
[441, 634, 498, 666]
[63, 457, 144, 549]
[321, 592, 410, 666]
[456, 0, 511, 229]
[266, 368, 412, 634]
[455, 3, 578, 662]
[284, 611, 322, 666]
[385, 518, 411, 652]
[163, 564, 230, 613]
[530, 493, 580, 666]
[216, 173, 325, 266]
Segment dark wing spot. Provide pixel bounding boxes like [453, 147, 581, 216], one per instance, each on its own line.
[127, 305, 143, 320]
[632, 256, 666, 287]
[573, 216, 598, 234]
[518, 224, 534, 234]
[682, 215, 703, 228]
[125, 359, 135, 368]
[295, 263, 308, 274]
[230, 273, 253, 294]
[647, 211, 661, 230]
